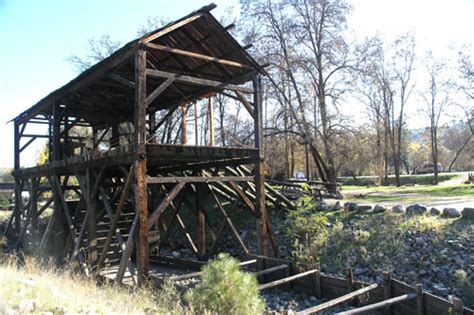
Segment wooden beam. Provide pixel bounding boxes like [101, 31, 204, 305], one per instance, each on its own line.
[108, 73, 135, 88]
[235, 91, 254, 117]
[146, 69, 254, 94]
[145, 43, 253, 70]
[298, 283, 379, 314]
[115, 213, 139, 284]
[145, 78, 174, 107]
[147, 182, 186, 230]
[254, 264, 288, 277]
[336, 293, 416, 315]
[259, 269, 319, 291]
[142, 13, 204, 43]
[147, 176, 254, 184]
[170, 259, 257, 281]
[135, 47, 149, 285]
[208, 96, 215, 145]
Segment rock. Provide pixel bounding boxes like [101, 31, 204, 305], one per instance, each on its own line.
[406, 204, 427, 215]
[18, 300, 35, 313]
[429, 207, 441, 215]
[356, 205, 372, 211]
[443, 208, 461, 218]
[332, 201, 342, 211]
[309, 296, 318, 302]
[432, 283, 449, 296]
[315, 201, 329, 211]
[392, 205, 405, 213]
[462, 207, 474, 219]
[436, 270, 448, 281]
[373, 204, 386, 213]
[336, 191, 344, 199]
[171, 251, 180, 258]
[354, 268, 368, 276]
[419, 269, 428, 276]
[344, 202, 358, 211]
[240, 230, 248, 240]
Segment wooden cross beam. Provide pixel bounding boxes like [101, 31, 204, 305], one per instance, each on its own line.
[146, 69, 254, 94]
[145, 78, 174, 107]
[145, 43, 253, 70]
[147, 182, 186, 230]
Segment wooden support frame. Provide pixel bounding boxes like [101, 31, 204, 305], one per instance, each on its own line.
[146, 69, 254, 94]
[336, 293, 417, 315]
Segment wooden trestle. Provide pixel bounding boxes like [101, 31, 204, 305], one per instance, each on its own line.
[4, 4, 287, 286]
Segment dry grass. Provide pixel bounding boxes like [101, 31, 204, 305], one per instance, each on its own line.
[0, 254, 187, 314]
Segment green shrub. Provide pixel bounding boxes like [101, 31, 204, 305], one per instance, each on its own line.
[185, 253, 264, 315]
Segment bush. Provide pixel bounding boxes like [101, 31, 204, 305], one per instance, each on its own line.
[185, 253, 264, 315]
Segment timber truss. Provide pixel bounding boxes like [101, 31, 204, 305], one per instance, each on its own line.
[5, 4, 294, 285]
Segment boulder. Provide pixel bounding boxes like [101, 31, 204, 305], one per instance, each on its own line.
[332, 201, 343, 211]
[462, 207, 474, 220]
[391, 205, 405, 213]
[373, 204, 386, 213]
[406, 204, 427, 215]
[443, 207, 461, 218]
[344, 202, 358, 211]
[315, 201, 329, 211]
[357, 205, 372, 211]
[429, 207, 441, 216]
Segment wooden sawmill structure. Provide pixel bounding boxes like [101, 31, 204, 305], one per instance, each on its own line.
[5, 4, 294, 285]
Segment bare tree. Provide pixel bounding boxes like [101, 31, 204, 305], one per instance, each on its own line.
[419, 52, 449, 184]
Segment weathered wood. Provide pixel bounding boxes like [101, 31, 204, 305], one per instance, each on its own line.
[383, 272, 393, 315]
[108, 73, 135, 88]
[181, 104, 187, 144]
[313, 262, 322, 299]
[147, 182, 186, 230]
[146, 43, 253, 69]
[208, 185, 249, 255]
[146, 69, 254, 94]
[254, 264, 288, 277]
[298, 283, 379, 314]
[196, 182, 206, 258]
[96, 166, 134, 271]
[235, 91, 254, 116]
[147, 175, 254, 184]
[145, 78, 174, 107]
[415, 284, 424, 315]
[86, 169, 98, 264]
[115, 213, 139, 284]
[452, 297, 463, 315]
[142, 12, 205, 43]
[208, 96, 215, 145]
[259, 269, 319, 291]
[135, 47, 149, 285]
[336, 293, 417, 315]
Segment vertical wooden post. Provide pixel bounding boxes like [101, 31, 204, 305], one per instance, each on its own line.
[415, 284, 424, 315]
[346, 267, 355, 305]
[383, 272, 393, 315]
[253, 75, 268, 257]
[181, 104, 187, 144]
[313, 262, 322, 299]
[86, 168, 98, 265]
[452, 297, 463, 315]
[208, 96, 215, 146]
[30, 177, 39, 232]
[135, 46, 149, 285]
[196, 182, 206, 258]
[52, 102, 61, 161]
[13, 120, 21, 234]
[194, 101, 199, 145]
[111, 122, 120, 148]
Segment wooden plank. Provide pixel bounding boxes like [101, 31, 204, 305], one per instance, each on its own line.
[235, 91, 254, 116]
[336, 293, 417, 315]
[196, 183, 206, 258]
[259, 269, 319, 291]
[96, 166, 134, 271]
[147, 182, 186, 230]
[147, 176, 254, 184]
[108, 73, 135, 88]
[146, 43, 253, 69]
[383, 272, 393, 315]
[208, 96, 215, 145]
[146, 69, 254, 94]
[115, 213, 139, 284]
[298, 283, 379, 314]
[145, 78, 174, 107]
[142, 13, 204, 43]
[254, 264, 288, 277]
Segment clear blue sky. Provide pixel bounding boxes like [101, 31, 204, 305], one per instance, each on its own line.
[0, 0, 472, 168]
[0, 0, 238, 168]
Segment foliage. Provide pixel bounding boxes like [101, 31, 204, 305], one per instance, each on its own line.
[185, 253, 264, 315]
[286, 197, 329, 266]
[454, 269, 474, 303]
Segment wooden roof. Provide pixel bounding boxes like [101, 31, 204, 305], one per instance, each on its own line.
[14, 3, 262, 126]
